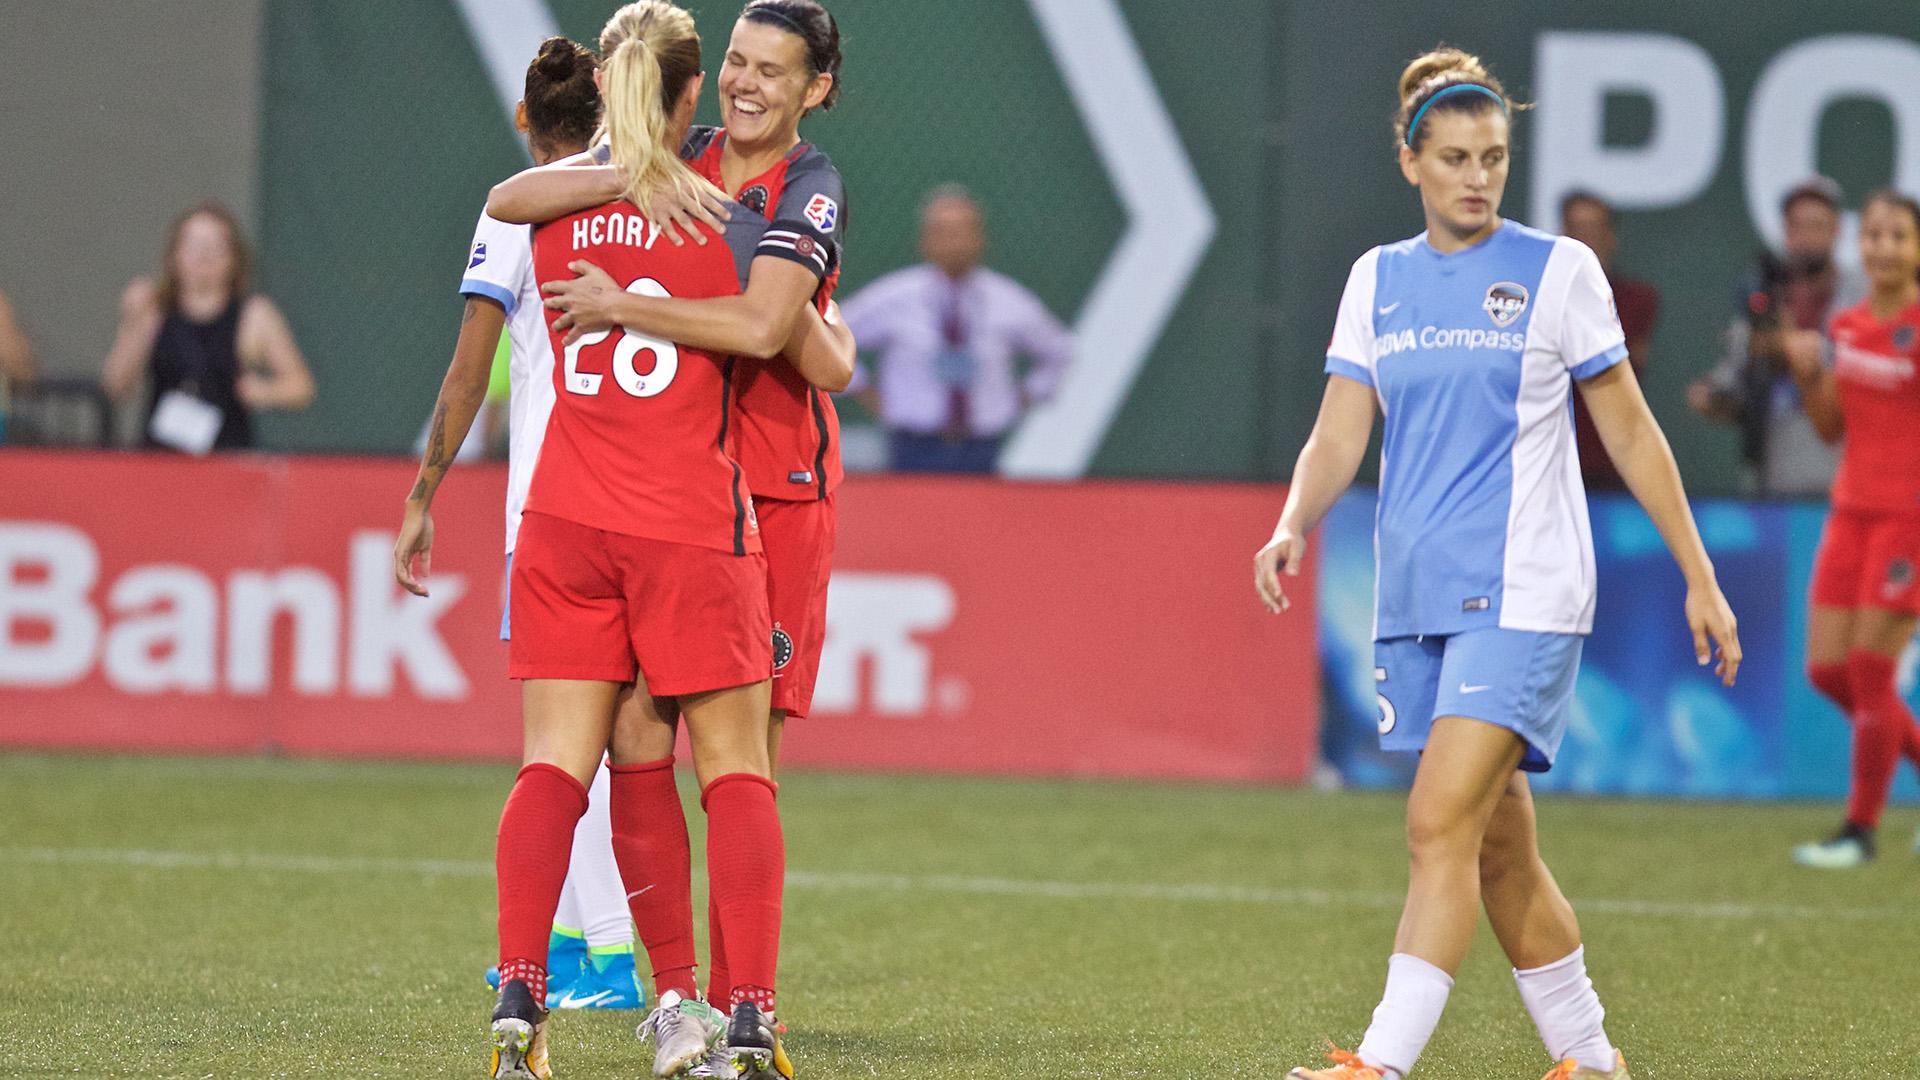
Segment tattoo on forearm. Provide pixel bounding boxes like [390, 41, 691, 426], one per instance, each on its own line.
[424, 401, 450, 469]
[408, 475, 429, 501]
[462, 299, 480, 325]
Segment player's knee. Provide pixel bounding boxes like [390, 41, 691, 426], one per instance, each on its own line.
[1406, 805, 1479, 864]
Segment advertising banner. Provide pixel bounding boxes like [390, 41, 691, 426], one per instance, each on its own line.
[1319, 489, 1920, 801]
[0, 452, 1318, 783]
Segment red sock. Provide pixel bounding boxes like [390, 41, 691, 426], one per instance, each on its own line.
[1809, 661, 1853, 713]
[705, 890, 731, 1009]
[703, 773, 783, 1015]
[496, 763, 589, 976]
[1845, 651, 1910, 830]
[609, 757, 700, 1001]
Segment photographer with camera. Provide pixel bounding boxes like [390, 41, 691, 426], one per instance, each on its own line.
[1688, 177, 1865, 496]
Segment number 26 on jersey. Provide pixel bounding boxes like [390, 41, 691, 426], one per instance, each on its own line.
[562, 277, 679, 398]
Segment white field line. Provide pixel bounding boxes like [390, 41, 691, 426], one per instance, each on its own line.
[4, 846, 1907, 924]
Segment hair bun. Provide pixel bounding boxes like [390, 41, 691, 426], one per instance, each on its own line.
[535, 36, 579, 79]
[1398, 46, 1489, 103]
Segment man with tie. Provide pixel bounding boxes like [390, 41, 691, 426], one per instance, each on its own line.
[839, 185, 1074, 473]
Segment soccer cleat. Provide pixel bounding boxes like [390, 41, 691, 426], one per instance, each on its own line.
[1541, 1050, 1631, 1079]
[726, 1000, 794, 1079]
[552, 946, 647, 1010]
[1287, 1044, 1385, 1080]
[489, 979, 554, 1079]
[637, 990, 727, 1077]
[488, 928, 589, 1006]
[688, 1041, 732, 1078]
[1793, 823, 1875, 869]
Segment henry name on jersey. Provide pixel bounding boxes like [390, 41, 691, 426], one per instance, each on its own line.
[570, 210, 666, 252]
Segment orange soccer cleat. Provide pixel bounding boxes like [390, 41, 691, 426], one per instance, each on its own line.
[1541, 1050, 1631, 1080]
[1288, 1044, 1387, 1080]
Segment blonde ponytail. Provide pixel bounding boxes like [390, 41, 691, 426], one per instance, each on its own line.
[596, 2, 726, 210]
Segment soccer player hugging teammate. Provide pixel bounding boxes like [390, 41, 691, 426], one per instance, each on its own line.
[1785, 189, 1920, 869]
[467, 4, 851, 1078]
[1252, 48, 1741, 1080]
[489, 3, 847, 1077]
[396, 38, 653, 1014]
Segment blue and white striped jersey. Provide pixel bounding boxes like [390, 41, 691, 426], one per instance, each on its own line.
[1325, 221, 1627, 640]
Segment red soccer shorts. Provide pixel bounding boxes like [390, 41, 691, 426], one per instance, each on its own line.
[509, 511, 772, 695]
[755, 494, 836, 719]
[1810, 507, 1920, 616]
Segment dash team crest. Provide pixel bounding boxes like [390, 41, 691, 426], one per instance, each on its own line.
[1483, 280, 1529, 328]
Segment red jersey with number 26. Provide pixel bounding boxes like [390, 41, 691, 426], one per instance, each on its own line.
[683, 127, 846, 501]
[1828, 299, 1920, 517]
[526, 198, 768, 555]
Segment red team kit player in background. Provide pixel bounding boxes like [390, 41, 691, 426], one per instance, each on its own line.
[398, 1, 852, 1076]
[489, 1, 848, 1075]
[1785, 189, 1920, 869]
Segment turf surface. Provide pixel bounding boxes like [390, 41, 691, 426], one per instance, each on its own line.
[4, 752, 1918, 1078]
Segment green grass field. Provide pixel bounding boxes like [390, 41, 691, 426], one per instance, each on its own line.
[5, 752, 1919, 1079]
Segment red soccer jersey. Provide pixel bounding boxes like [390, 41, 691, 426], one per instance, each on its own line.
[1828, 298, 1920, 516]
[684, 128, 845, 501]
[525, 200, 766, 555]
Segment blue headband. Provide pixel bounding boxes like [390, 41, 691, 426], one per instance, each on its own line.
[1406, 83, 1506, 147]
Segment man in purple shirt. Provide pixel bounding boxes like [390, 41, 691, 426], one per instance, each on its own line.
[840, 185, 1073, 473]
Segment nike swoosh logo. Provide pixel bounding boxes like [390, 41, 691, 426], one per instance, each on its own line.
[1459, 683, 1492, 694]
[626, 885, 655, 900]
[1378, 302, 1402, 315]
[555, 989, 615, 1008]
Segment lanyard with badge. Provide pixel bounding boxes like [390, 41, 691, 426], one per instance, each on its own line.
[147, 316, 227, 455]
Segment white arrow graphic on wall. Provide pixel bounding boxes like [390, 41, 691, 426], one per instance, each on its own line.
[453, 0, 1215, 479]
[452, 0, 562, 163]
[1000, 0, 1216, 478]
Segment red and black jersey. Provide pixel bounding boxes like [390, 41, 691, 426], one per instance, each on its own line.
[525, 198, 769, 555]
[682, 126, 846, 501]
[1828, 298, 1920, 516]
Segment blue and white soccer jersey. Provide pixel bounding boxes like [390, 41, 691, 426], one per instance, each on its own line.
[459, 209, 556, 641]
[1326, 222, 1627, 769]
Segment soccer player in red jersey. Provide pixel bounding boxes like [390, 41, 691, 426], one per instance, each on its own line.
[489, 4, 847, 1071]
[1787, 189, 1920, 868]
[468, 5, 848, 1077]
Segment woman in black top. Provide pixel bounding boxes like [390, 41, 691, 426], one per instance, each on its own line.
[103, 201, 314, 451]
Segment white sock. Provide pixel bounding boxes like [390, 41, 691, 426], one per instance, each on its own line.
[554, 875, 583, 938]
[568, 759, 635, 949]
[1514, 946, 1616, 1072]
[1354, 953, 1454, 1080]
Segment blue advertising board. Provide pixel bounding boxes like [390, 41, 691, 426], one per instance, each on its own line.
[1318, 490, 1920, 801]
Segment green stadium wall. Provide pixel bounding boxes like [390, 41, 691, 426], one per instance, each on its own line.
[258, 2, 1920, 493]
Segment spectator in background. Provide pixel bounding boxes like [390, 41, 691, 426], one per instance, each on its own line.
[840, 185, 1072, 473]
[1688, 177, 1864, 496]
[0, 288, 36, 445]
[102, 201, 315, 453]
[1560, 191, 1660, 491]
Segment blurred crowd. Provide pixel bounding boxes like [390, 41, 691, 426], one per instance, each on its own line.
[0, 176, 1893, 490]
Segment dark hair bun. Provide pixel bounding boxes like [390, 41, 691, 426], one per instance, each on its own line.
[534, 36, 580, 79]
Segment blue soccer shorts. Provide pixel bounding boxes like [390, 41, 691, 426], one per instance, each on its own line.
[1373, 626, 1583, 772]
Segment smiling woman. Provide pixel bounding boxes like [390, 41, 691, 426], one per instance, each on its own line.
[1254, 45, 1740, 1080]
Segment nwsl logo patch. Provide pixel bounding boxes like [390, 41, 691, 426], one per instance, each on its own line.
[468, 242, 488, 269]
[803, 193, 838, 233]
[1483, 281, 1529, 327]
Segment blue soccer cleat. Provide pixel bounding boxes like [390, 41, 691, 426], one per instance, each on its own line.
[551, 944, 647, 1010]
